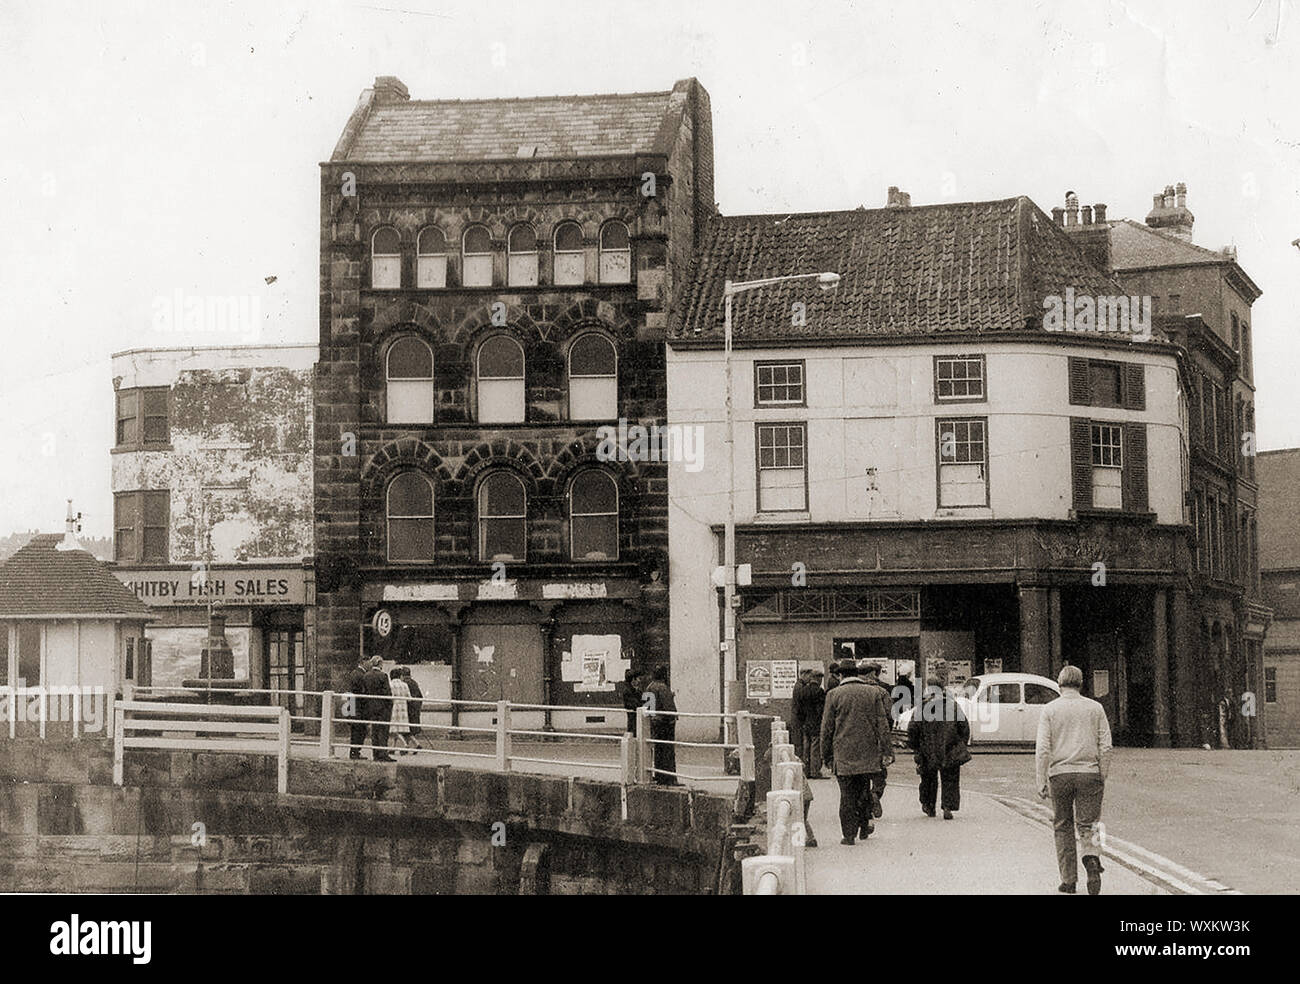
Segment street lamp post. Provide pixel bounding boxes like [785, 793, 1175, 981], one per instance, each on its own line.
[721, 271, 840, 741]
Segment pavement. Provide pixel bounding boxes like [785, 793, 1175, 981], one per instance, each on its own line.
[802, 770, 1166, 895]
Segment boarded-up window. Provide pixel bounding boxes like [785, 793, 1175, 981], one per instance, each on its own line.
[553, 222, 585, 286]
[477, 335, 525, 424]
[507, 225, 538, 287]
[598, 221, 631, 284]
[386, 337, 435, 424]
[115, 491, 168, 562]
[371, 227, 401, 289]
[568, 333, 617, 420]
[417, 227, 447, 288]
[1068, 357, 1144, 410]
[462, 226, 493, 287]
[570, 470, 618, 561]
[387, 472, 435, 562]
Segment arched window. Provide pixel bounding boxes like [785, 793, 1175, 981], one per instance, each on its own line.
[478, 472, 527, 562]
[569, 470, 618, 561]
[371, 227, 401, 289]
[507, 224, 538, 286]
[476, 335, 525, 424]
[568, 332, 617, 421]
[386, 336, 435, 424]
[598, 221, 630, 284]
[416, 227, 447, 288]
[553, 221, 585, 286]
[462, 225, 493, 287]
[387, 472, 434, 562]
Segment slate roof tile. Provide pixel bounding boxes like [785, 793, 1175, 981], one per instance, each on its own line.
[0, 535, 152, 618]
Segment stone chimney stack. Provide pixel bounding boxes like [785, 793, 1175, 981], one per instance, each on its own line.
[1145, 181, 1195, 241]
[372, 76, 410, 104]
[1065, 191, 1079, 226]
[1052, 206, 1065, 226]
[886, 186, 911, 208]
[1058, 191, 1112, 274]
[1094, 203, 1107, 223]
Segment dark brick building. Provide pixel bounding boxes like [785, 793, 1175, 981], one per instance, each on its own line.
[314, 76, 713, 732]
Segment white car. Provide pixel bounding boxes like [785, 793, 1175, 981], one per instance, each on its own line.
[895, 672, 1061, 744]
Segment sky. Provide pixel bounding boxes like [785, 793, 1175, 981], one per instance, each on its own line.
[1, 0, 1297, 537]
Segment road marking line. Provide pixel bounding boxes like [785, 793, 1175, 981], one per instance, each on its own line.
[987, 793, 1241, 895]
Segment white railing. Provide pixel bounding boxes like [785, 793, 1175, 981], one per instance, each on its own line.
[113, 700, 290, 793]
[742, 720, 807, 895]
[106, 684, 757, 795]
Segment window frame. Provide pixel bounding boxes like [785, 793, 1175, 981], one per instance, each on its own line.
[416, 226, 448, 289]
[475, 334, 526, 424]
[755, 421, 810, 514]
[506, 223, 539, 287]
[935, 416, 989, 509]
[1264, 665, 1277, 703]
[568, 469, 620, 562]
[386, 471, 436, 564]
[553, 221, 585, 286]
[370, 226, 402, 290]
[115, 387, 169, 449]
[597, 220, 631, 284]
[477, 471, 528, 563]
[114, 490, 169, 563]
[933, 354, 987, 404]
[385, 335, 436, 425]
[461, 225, 494, 288]
[567, 332, 619, 422]
[754, 360, 807, 408]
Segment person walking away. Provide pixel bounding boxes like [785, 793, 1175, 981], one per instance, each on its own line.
[907, 680, 971, 819]
[891, 671, 916, 723]
[859, 662, 892, 817]
[623, 669, 647, 734]
[400, 667, 423, 746]
[361, 656, 394, 762]
[792, 669, 827, 778]
[819, 659, 893, 844]
[644, 665, 679, 786]
[1035, 664, 1113, 895]
[388, 667, 414, 755]
[344, 657, 369, 760]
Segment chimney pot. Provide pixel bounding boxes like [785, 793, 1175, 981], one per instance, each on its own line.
[1176, 182, 1187, 209]
[1094, 203, 1107, 223]
[372, 76, 410, 103]
[1081, 205, 1093, 224]
[886, 186, 910, 207]
[1052, 207, 1065, 226]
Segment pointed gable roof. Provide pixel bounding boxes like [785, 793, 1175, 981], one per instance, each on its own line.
[0, 535, 152, 618]
[674, 197, 1128, 343]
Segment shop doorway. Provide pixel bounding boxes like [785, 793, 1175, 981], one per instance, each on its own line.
[257, 609, 305, 722]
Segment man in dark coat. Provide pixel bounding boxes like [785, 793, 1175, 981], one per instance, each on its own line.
[819, 660, 893, 844]
[907, 682, 972, 819]
[891, 672, 916, 723]
[791, 669, 826, 778]
[400, 667, 423, 742]
[344, 657, 369, 759]
[644, 665, 679, 786]
[622, 669, 646, 733]
[859, 662, 892, 819]
[360, 656, 394, 761]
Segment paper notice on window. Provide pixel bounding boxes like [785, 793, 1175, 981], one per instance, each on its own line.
[572, 634, 622, 691]
[1093, 670, 1110, 698]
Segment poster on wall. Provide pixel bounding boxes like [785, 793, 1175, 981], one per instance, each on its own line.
[947, 660, 973, 687]
[563, 634, 625, 692]
[770, 660, 798, 698]
[746, 661, 773, 700]
[1093, 669, 1110, 698]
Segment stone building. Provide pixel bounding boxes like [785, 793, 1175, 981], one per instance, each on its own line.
[1258, 449, 1300, 748]
[109, 344, 317, 712]
[314, 77, 713, 732]
[668, 193, 1196, 745]
[1059, 185, 1270, 747]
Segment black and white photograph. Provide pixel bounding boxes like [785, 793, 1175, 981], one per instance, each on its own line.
[0, 0, 1294, 955]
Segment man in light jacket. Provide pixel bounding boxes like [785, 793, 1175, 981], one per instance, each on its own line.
[820, 660, 894, 844]
[1035, 664, 1113, 895]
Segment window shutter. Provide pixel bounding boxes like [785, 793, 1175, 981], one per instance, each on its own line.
[1123, 363, 1146, 410]
[1068, 358, 1090, 405]
[1122, 424, 1149, 512]
[1070, 417, 1092, 510]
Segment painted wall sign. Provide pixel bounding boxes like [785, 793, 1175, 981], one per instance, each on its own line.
[383, 583, 459, 602]
[117, 568, 306, 607]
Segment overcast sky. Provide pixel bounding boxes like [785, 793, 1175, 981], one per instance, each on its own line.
[1, 0, 1296, 537]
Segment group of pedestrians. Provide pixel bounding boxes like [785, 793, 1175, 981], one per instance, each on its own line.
[343, 655, 425, 761]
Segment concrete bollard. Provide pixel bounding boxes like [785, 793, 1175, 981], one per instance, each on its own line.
[773, 757, 804, 793]
[766, 788, 802, 855]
